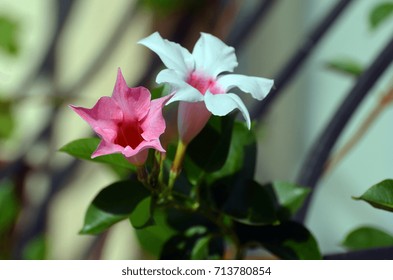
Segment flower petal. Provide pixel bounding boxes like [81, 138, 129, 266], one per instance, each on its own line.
[122, 140, 165, 158]
[178, 101, 211, 144]
[156, 68, 187, 85]
[192, 33, 238, 77]
[141, 94, 173, 141]
[217, 74, 274, 100]
[70, 97, 122, 141]
[157, 69, 203, 104]
[204, 91, 251, 129]
[92, 140, 123, 158]
[112, 69, 151, 121]
[123, 148, 149, 166]
[138, 32, 194, 74]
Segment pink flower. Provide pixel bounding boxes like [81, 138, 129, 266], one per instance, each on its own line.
[138, 32, 273, 144]
[70, 68, 171, 166]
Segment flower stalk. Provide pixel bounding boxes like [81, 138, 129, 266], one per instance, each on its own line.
[168, 140, 188, 189]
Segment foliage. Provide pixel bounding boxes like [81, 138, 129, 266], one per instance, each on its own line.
[22, 235, 47, 260]
[60, 138, 135, 176]
[369, 2, 393, 29]
[0, 16, 19, 55]
[325, 58, 363, 77]
[353, 179, 393, 212]
[0, 99, 15, 140]
[62, 114, 321, 259]
[0, 180, 18, 233]
[342, 226, 393, 251]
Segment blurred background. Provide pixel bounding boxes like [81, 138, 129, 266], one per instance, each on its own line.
[0, 0, 393, 259]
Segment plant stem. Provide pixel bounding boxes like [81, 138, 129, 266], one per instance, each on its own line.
[157, 152, 166, 188]
[168, 140, 188, 189]
[136, 165, 148, 183]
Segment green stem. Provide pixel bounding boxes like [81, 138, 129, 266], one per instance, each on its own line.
[168, 140, 187, 189]
[156, 138, 242, 259]
[136, 165, 154, 192]
[158, 152, 166, 187]
[136, 165, 147, 182]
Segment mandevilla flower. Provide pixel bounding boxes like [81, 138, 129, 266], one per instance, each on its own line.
[70, 68, 171, 166]
[138, 32, 274, 144]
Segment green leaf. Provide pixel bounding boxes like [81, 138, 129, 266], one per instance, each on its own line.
[342, 226, 393, 251]
[141, 0, 185, 13]
[212, 179, 279, 225]
[208, 121, 256, 183]
[135, 209, 177, 257]
[207, 119, 256, 187]
[187, 114, 235, 173]
[0, 180, 19, 233]
[0, 16, 19, 56]
[236, 222, 322, 260]
[191, 236, 210, 260]
[136, 209, 223, 259]
[0, 99, 15, 139]
[272, 181, 310, 219]
[59, 138, 136, 171]
[369, 2, 393, 29]
[190, 235, 222, 260]
[159, 228, 223, 260]
[166, 208, 216, 232]
[159, 234, 191, 259]
[22, 235, 46, 260]
[353, 179, 393, 212]
[129, 196, 154, 229]
[208, 126, 273, 225]
[140, 0, 206, 15]
[80, 180, 150, 234]
[184, 120, 256, 186]
[150, 84, 171, 99]
[325, 58, 363, 77]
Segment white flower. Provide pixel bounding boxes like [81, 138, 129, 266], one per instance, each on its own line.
[138, 32, 273, 144]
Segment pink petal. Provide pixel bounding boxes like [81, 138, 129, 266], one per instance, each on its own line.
[121, 139, 165, 165]
[70, 96, 122, 142]
[177, 101, 211, 144]
[124, 148, 149, 166]
[141, 94, 173, 141]
[92, 140, 124, 158]
[112, 69, 151, 121]
[71, 68, 170, 166]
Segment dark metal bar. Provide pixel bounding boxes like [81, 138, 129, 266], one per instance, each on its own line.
[295, 33, 393, 222]
[251, 0, 354, 120]
[324, 246, 393, 260]
[227, 0, 276, 49]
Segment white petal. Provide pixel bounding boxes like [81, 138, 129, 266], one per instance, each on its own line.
[157, 69, 203, 104]
[168, 85, 204, 104]
[156, 68, 186, 85]
[192, 33, 238, 77]
[138, 32, 194, 74]
[217, 74, 274, 100]
[204, 91, 251, 129]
